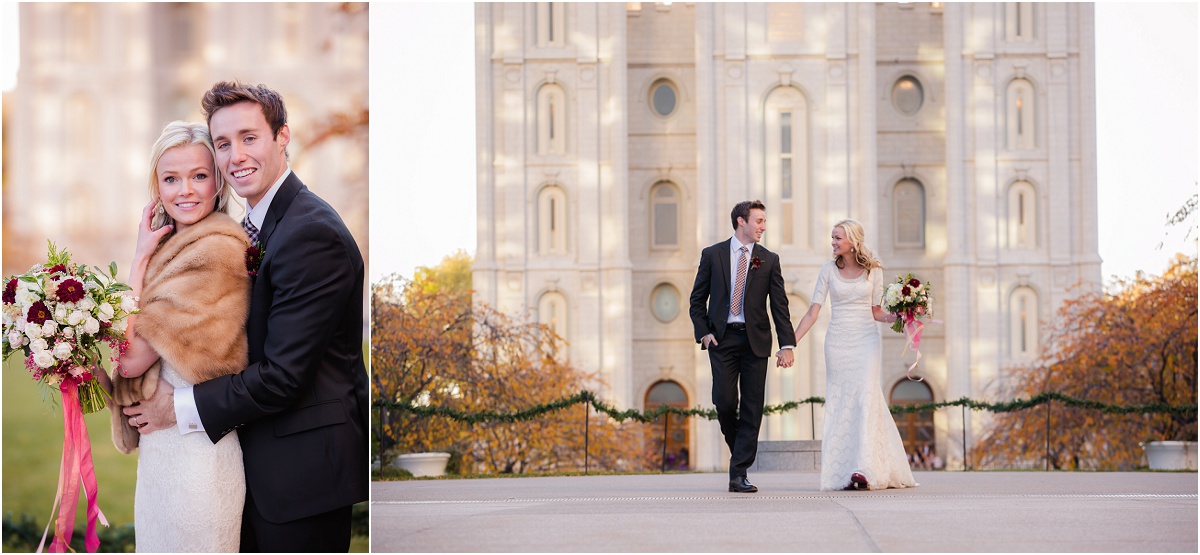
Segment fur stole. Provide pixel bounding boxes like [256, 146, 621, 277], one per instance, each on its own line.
[109, 211, 251, 453]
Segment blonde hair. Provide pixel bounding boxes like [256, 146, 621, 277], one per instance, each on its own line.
[832, 219, 884, 271]
[148, 121, 236, 232]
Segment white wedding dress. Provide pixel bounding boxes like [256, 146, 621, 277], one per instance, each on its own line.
[134, 361, 245, 552]
[812, 261, 918, 491]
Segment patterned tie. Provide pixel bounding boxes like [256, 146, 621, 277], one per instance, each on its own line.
[243, 216, 259, 244]
[731, 245, 749, 316]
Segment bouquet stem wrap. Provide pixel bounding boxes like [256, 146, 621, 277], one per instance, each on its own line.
[39, 381, 108, 553]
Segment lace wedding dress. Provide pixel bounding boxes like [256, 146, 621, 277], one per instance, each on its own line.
[812, 261, 918, 491]
[134, 362, 245, 552]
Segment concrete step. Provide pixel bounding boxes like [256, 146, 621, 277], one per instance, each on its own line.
[749, 440, 822, 472]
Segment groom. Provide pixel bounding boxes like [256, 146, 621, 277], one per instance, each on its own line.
[125, 82, 368, 551]
[689, 200, 794, 493]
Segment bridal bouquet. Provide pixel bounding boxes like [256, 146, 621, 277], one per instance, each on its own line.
[882, 273, 934, 380]
[2, 242, 133, 552]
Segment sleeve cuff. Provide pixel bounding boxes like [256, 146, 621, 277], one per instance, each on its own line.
[779, 345, 795, 350]
[174, 385, 205, 435]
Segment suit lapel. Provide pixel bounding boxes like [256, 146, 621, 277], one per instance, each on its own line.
[745, 244, 762, 289]
[258, 172, 305, 247]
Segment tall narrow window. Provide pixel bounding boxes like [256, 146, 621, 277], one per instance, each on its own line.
[893, 179, 926, 248]
[765, 87, 808, 247]
[1009, 287, 1039, 360]
[1006, 3, 1034, 42]
[65, 95, 94, 158]
[66, 3, 96, 62]
[536, 3, 565, 47]
[538, 291, 569, 352]
[538, 186, 568, 255]
[1006, 79, 1036, 150]
[651, 182, 680, 248]
[536, 84, 566, 155]
[1007, 181, 1038, 249]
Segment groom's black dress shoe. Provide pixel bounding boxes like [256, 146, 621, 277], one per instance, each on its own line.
[729, 476, 758, 493]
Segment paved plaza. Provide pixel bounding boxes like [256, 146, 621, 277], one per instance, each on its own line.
[372, 471, 1197, 552]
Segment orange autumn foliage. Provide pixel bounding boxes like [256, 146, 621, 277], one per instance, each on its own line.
[974, 255, 1198, 470]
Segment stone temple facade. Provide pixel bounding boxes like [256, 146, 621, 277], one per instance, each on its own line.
[475, 2, 1100, 471]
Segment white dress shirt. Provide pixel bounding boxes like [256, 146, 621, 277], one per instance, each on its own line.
[724, 236, 793, 350]
[173, 168, 291, 435]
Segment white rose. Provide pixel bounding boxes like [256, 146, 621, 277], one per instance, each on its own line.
[84, 317, 100, 335]
[67, 311, 84, 326]
[30, 338, 49, 353]
[61, 326, 74, 339]
[113, 319, 128, 334]
[8, 331, 25, 348]
[34, 350, 56, 369]
[76, 297, 96, 312]
[25, 322, 43, 339]
[16, 289, 39, 306]
[54, 305, 68, 322]
[119, 294, 138, 314]
[97, 302, 115, 322]
[42, 320, 57, 337]
[53, 342, 72, 360]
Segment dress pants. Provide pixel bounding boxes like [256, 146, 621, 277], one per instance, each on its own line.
[240, 487, 353, 553]
[707, 327, 768, 479]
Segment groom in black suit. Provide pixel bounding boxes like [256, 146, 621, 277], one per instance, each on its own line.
[126, 82, 368, 551]
[689, 200, 794, 493]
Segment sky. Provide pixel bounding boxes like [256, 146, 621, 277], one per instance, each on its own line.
[4, 3, 1197, 284]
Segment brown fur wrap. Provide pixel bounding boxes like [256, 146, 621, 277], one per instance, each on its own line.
[109, 211, 251, 454]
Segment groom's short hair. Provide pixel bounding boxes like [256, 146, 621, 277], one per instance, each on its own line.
[731, 200, 766, 230]
[201, 81, 289, 144]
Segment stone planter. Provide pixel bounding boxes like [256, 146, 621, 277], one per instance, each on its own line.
[391, 452, 452, 477]
[1143, 441, 1198, 470]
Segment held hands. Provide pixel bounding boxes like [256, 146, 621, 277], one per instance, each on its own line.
[121, 375, 176, 434]
[775, 348, 794, 368]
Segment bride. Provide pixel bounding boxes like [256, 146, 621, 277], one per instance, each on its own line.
[792, 219, 918, 491]
[102, 121, 252, 551]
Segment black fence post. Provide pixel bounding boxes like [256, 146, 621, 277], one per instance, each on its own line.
[1044, 396, 1051, 471]
[584, 395, 590, 475]
[810, 403, 816, 439]
[961, 404, 968, 471]
[661, 410, 669, 473]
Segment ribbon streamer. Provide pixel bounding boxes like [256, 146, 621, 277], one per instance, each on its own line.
[898, 312, 941, 381]
[39, 381, 108, 553]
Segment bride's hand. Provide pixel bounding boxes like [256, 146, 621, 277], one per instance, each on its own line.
[135, 200, 173, 260]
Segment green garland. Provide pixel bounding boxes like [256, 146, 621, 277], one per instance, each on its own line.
[376, 390, 1196, 424]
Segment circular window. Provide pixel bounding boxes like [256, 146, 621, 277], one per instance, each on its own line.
[892, 76, 924, 116]
[650, 79, 678, 117]
[650, 283, 680, 323]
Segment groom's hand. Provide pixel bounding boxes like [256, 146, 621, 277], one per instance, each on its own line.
[775, 349, 794, 368]
[122, 375, 177, 434]
[701, 334, 718, 349]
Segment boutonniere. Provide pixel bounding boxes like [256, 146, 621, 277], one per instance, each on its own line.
[750, 256, 763, 270]
[245, 241, 264, 277]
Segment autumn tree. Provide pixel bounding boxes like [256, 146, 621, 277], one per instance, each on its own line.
[974, 255, 1198, 470]
[371, 251, 648, 473]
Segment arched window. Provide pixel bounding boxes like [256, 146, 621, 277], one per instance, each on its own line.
[890, 380, 936, 469]
[765, 86, 808, 247]
[65, 94, 94, 158]
[66, 3, 95, 61]
[1009, 287, 1039, 360]
[536, 84, 567, 155]
[893, 179, 926, 248]
[535, 2, 565, 48]
[1007, 181, 1038, 249]
[650, 182, 679, 248]
[1007, 79, 1036, 150]
[537, 290, 568, 342]
[1006, 3, 1034, 42]
[644, 380, 690, 471]
[650, 283, 681, 323]
[537, 185, 567, 255]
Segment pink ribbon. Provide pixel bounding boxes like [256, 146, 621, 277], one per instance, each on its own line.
[39, 381, 107, 553]
[898, 310, 941, 382]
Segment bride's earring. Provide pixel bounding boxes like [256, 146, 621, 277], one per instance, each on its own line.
[155, 202, 165, 216]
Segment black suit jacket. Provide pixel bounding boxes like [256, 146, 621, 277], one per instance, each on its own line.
[689, 239, 794, 358]
[193, 172, 369, 523]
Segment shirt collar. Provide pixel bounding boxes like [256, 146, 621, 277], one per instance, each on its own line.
[730, 236, 754, 253]
[246, 167, 291, 230]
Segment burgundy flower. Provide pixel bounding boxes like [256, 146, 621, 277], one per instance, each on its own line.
[908, 277, 921, 288]
[3, 278, 16, 304]
[901, 285, 912, 297]
[27, 301, 51, 324]
[45, 264, 67, 275]
[56, 278, 86, 303]
[245, 243, 264, 277]
[750, 256, 763, 270]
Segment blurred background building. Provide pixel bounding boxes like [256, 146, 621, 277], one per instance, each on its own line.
[474, 2, 1102, 472]
[3, 2, 368, 279]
